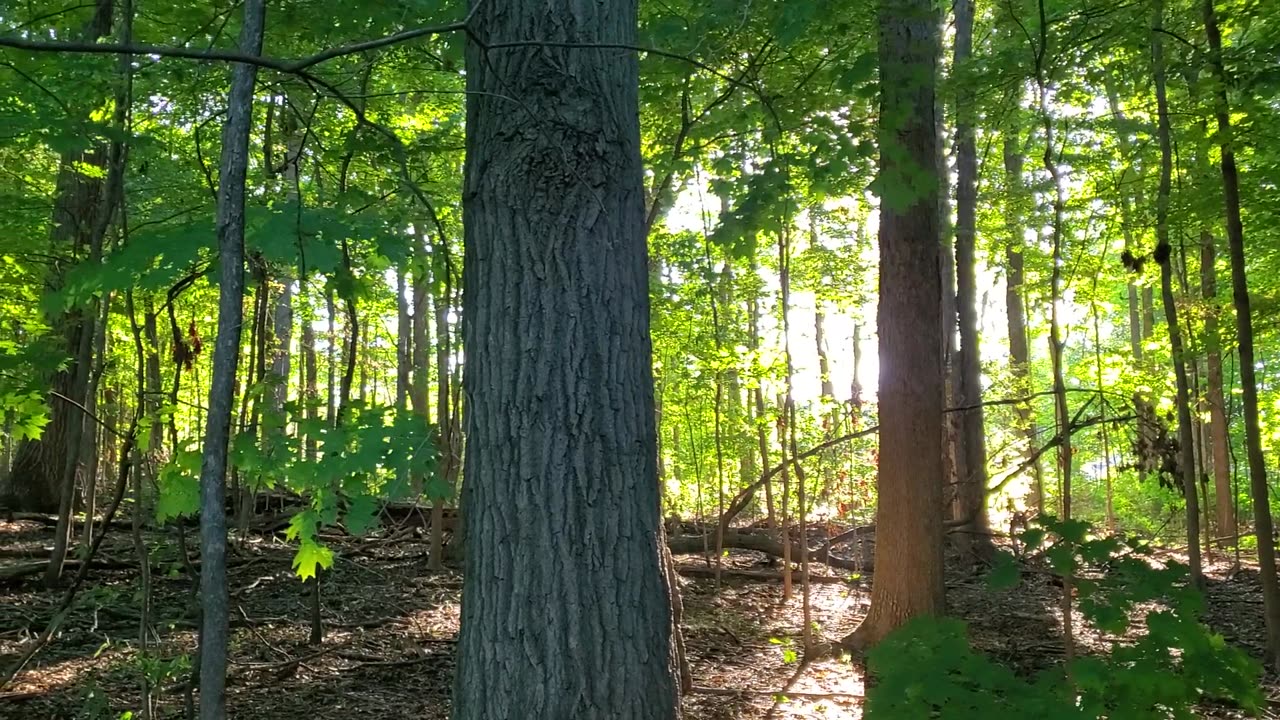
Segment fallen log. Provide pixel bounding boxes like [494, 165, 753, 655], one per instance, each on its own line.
[667, 530, 873, 572]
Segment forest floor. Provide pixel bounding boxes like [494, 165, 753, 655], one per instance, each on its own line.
[0, 515, 1277, 719]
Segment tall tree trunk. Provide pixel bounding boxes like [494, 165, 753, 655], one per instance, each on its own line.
[46, 0, 133, 582]
[951, 0, 990, 558]
[814, 309, 835, 402]
[1002, 127, 1043, 515]
[1104, 74, 1146, 363]
[196, 2, 265, 716]
[452, 0, 681, 715]
[396, 270, 411, 408]
[749, 270, 776, 528]
[429, 262, 453, 572]
[301, 306, 318, 462]
[411, 234, 430, 498]
[1203, 0, 1280, 669]
[1201, 234, 1234, 542]
[1152, 3, 1202, 585]
[839, 0, 945, 652]
[325, 288, 337, 427]
[266, 111, 301, 420]
[5, 0, 116, 514]
[1036, 0, 1075, 662]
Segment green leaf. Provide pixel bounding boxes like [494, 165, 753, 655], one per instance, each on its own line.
[155, 466, 199, 523]
[292, 541, 333, 581]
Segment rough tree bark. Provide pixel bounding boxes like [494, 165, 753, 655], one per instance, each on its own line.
[196, 1, 265, 716]
[4, 0, 116, 514]
[838, 0, 945, 652]
[451, 0, 681, 716]
[1203, 0, 1280, 669]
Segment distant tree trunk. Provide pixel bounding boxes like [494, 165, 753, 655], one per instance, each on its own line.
[950, 0, 990, 559]
[939, 125, 963, 518]
[840, 0, 945, 652]
[410, 234, 430, 500]
[1143, 288, 1155, 341]
[1002, 127, 1043, 515]
[5, 0, 116, 514]
[749, 271, 776, 527]
[1201, 234, 1234, 542]
[325, 288, 337, 427]
[396, 270, 411, 408]
[266, 115, 301, 419]
[1036, 0, 1076, 662]
[1104, 74, 1146, 363]
[1203, 0, 1280, 670]
[1152, 4, 1202, 585]
[815, 309, 835, 401]
[452, 0, 681, 715]
[429, 262, 454, 572]
[851, 323, 864, 411]
[301, 308, 318, 462]
[197, 1, 264, 716]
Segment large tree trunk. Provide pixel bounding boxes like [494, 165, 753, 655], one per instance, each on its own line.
[1152, 1, 1202, 584]
[1203, 0, 1280, 669]
[950, 0, 991, 559]
[452, 0, 681, 716]
[5, 0, 116, 514]
[840, 0, 945, 652]
[196, 2, 264, 716]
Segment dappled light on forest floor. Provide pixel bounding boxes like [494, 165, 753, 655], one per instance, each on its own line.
[2, 518, 1278, 718]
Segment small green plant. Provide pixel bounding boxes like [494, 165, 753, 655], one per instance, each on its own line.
[866, 516, 1263, 719]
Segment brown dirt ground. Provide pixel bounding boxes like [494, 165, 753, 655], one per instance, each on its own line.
[0, 517, 1276, 719]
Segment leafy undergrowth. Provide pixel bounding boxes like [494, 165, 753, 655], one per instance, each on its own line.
[0, 517, 1276, 719]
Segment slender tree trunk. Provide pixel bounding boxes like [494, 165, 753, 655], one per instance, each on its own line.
[839, 0, 945, 652]
[1203, 0, 1280, 669]
[429, 264, 453, 572]
[452, 0, 681, 714]
[1035, 0, 1075, 662]
[326, 288, 337, 427]
[411, 234, 430, 496]
[1104, 74, 1146, 363]
[749, 274, 776, 528]
[951, 0, 990, 559]
[197, 3, 265, 716]
[396, 271, 411, 408]
[1201, 235, 1234, 542]
[301, 306, 318, 462]
[1002, 127, 1043, 515]
[1152, 5, 1202, 584]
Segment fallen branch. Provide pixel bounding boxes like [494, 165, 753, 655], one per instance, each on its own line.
[1, 420, 137, 691]
[675, 566, 851, 584]
[689, 685, 862, 700]
[668, 530, 873, 572]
